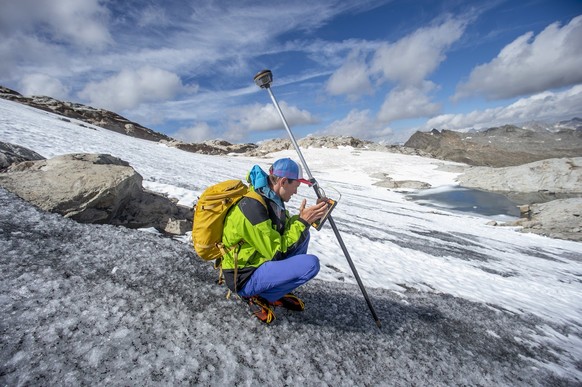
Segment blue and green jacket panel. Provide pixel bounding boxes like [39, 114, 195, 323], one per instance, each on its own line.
[221, 191, 310, 292]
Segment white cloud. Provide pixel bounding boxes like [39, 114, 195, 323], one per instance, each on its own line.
[0, 0, 111, 81]
[371, 18, 466, 86]
[19, 74, 70, 99]
[78, 67, 185, 111]
[424, 84, 582, 131]
[454, 15, 582, 101]
[137, 6, 170, 28]
[325, 18, 465, 126]
[377, 82, 441, 122]
[321, 109, 395, 142]
[0, 0, 112, 48]
[172, 122, 216, 143]
[230, 101, 318, 133]
[322, 109, 376, 138]
[325, 51, 373, 99]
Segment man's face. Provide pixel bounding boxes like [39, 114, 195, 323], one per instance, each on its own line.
[278, 178, 301, 202]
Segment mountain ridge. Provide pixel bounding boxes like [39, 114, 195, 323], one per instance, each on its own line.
[0, 86, 171, 143]
[405, 125, 582, 167]
[2, 85, 580, 167]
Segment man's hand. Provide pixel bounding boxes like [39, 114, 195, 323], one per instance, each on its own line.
[299, 199, 329, 225]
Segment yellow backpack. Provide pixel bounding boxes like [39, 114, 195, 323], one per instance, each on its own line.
[192, 179, 265, 261]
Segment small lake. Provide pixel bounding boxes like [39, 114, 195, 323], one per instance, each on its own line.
[406, 186, 521, 219]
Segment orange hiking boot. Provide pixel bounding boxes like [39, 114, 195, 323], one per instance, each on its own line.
[246, 296, 276, 324]
[270, 293, 305, 311]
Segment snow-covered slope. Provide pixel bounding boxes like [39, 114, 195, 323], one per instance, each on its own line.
[1, 98, 581, 384]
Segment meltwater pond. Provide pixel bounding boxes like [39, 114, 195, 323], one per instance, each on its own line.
[406, 185, 521, 219]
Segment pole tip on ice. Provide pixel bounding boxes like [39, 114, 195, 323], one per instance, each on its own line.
[254, 69, 273, 89]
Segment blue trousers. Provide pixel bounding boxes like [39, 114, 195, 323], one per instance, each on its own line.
[238, 234, 320, 302]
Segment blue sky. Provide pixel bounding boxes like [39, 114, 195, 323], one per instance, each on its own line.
[1, 0, 581, 144]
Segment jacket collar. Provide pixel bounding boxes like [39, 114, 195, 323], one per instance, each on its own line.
[247, 165, 285, 211]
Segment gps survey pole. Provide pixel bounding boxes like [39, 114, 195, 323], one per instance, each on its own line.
[254, 69, 381, 328]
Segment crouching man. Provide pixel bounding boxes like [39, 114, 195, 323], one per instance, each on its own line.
[222, 158, 328, 323]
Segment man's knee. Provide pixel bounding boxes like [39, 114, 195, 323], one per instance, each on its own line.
[306, 254, 320, 278]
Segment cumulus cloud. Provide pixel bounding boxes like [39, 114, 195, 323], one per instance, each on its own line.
[322, 109, 376, 137]
[172, 122, 217, 143]
[230, 101, 318, 133]
[377, 82, 441, 122]
[424, 84, 582, 131]
[454, 15, 582, 101]
[321, 109, 395, 142]
[0, 0, 112, 48]
[325, 18, 465, 100]
[137, 6, 170, 28]
[78, 67, 185, 111]
[19, 74, 70, 99]
[325, 17, 465, 127]
[325, 51, 373, 99]
[371, 18, 466, 86]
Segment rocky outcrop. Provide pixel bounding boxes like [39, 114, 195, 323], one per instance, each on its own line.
[458, 158, 582, 241]
[246, 138, 292, 156]
[298, 135, 373, 148]
[0, 86, 170, 142]
[0, 142, 45, 170]
[405, 125, 582, 167]
[0, 150, 192, 235]
[503, 199, 582, 242]
[162, 139, 257, 155]
[457, 158, 582, 194]
[0, 153, 140, 223]
[247, 136, 432, 157]
[371, 173, 431, 190]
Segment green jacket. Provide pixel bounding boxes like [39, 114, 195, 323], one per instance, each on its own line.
[221, 192, 310, 292]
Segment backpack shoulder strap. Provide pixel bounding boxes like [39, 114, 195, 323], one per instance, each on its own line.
[243, 190, 267, 210]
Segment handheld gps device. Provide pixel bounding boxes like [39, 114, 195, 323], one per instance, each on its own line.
[311, 199, 337, 231]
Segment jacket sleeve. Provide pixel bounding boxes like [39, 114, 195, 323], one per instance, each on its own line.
[236, 197, 309, 262]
